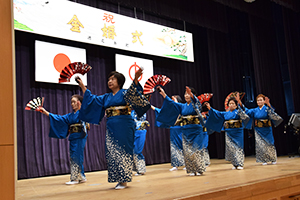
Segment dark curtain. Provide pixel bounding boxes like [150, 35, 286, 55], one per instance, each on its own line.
[16, 0, 300, 179]
[282, 8, 300, 113]
[248, 14, 291, 155]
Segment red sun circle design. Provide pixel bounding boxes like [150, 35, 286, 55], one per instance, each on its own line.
[53, 53, 71, 73]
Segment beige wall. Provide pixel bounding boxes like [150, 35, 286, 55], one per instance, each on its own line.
[0, 0, 15, 199]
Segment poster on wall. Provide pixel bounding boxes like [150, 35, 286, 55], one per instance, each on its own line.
[14, 0, 194, 62]
[115, 54, 153, 89]
[35, 40, 87, 85]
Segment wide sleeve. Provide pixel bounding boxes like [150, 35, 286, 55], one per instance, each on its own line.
[237, 105, 250, 127]
[205, 108, 225, 133]
[124, 81, 151, 118]
[79, 88, 106, 124]
[244, 106, 254, 129]
[153, 107, 171, 128]
[48, 113, 71, 139]
[267, 106, 283, 127]
[190, 94, 204, 126]
[156, 96, 182, 126]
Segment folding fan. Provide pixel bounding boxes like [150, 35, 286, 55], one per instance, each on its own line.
[58, 62, 92, 83]
[224, 92, 245, 111]
[197, 93, 213, 104]
[25, 97, 44, 112]
[143, 74, 171, 94]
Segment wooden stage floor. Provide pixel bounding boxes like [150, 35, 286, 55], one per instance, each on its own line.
[16, 156, 300, 200]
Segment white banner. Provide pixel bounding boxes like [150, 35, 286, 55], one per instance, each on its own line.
[35, 40, 87, 85]
[115, 54, 153, 89]
[14, 0, 194, 62]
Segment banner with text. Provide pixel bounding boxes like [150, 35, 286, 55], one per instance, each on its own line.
[14, 0, 194, 62]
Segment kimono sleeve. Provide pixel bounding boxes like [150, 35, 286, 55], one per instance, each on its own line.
[156, 96, 182, 126]
[190, 94, 204, 126]
[267, 106, 283, 127]
[237, 105, 250, 127]
[48, 113, 71, 139]
[205, 108, 225, 133]
[79, 88, 106, 124]
[154, 107, 171, 128]
[124, 81, 151, 118]
[244, 107, 254, 129]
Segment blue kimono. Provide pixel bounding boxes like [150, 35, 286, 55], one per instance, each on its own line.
[156, 96, 206, 174]
[202, 113, 210, 166]
[79, 82, 150, 183]
[154, 107, 185, 168]
[205, 106, 249, 167]
[245, 105, 283, 163]
[131, 110, 149, 174]
[49, 111, 88, 181]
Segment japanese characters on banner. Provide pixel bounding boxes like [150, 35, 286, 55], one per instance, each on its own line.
[35, 40, 87, 85]
[115, 54, 154, 89]
[14, 0, 194, 62]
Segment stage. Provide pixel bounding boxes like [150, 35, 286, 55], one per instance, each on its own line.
[16, 156, 300, 200]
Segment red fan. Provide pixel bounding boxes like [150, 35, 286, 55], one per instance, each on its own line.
[224, 92, 245, 111]
[59, 62, 92, 83]
[143, 74, 171, 94]
[197, 93, 213, 104]
[25, 97, 44, 112]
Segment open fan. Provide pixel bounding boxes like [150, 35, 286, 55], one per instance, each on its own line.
[143, 74, 171, 94]
[197, 93, 213, 104]
[58, 62, 92, 83]
[224, 92, 245, 111]
[25, 97, 44, 112]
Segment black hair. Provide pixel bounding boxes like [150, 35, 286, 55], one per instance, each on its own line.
[108, 71, 126, 89]
[173, 95, 183, 103]
[188, 87, 197, 96]
[71, 94, 83, 103]
[227, 97, 238, 106]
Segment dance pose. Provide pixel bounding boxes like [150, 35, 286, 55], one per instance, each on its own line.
[156, 86, 206, 176]
[39, 95, 88, 184]
[131, 109, 149, 175]
[205, 94, 249, 169]
[244, 94, 283, 165]
[76, 69, 150, 189]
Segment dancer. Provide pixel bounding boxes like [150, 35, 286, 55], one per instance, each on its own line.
[198, 93, 214, 167]
[39, 95, 89, 184]
[156, 86, 206, 176]
[152, 95, 185, 171]
[205, 94, 249, 170]
[244, 94, 283, 165]
[76, 69, 150, 189]
[131, 109, 149, 176]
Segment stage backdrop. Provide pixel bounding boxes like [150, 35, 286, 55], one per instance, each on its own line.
[15, 0, 299, 179]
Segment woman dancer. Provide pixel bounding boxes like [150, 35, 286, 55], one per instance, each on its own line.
[156, 86, 206, 176]
[76, 69, 150, 189]
[39, 95, 88, 184]
[244, 94, 283, 165]
[152, 95, 185, 171]
[205, 94, 249, 169]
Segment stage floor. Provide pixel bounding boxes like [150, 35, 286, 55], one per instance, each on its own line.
[16, 156, 300, 200]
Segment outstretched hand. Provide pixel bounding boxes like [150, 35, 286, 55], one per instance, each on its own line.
[39, 107, 49, 116]
[134, 67, 143, 84]
[185, 86, 194, 100]
[265, 97, 271, 107]
[75, 76, 87, 94]
[157, 86, 167, 98]
[203, 102, 211, 110]
[235, 92, 242, 106]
